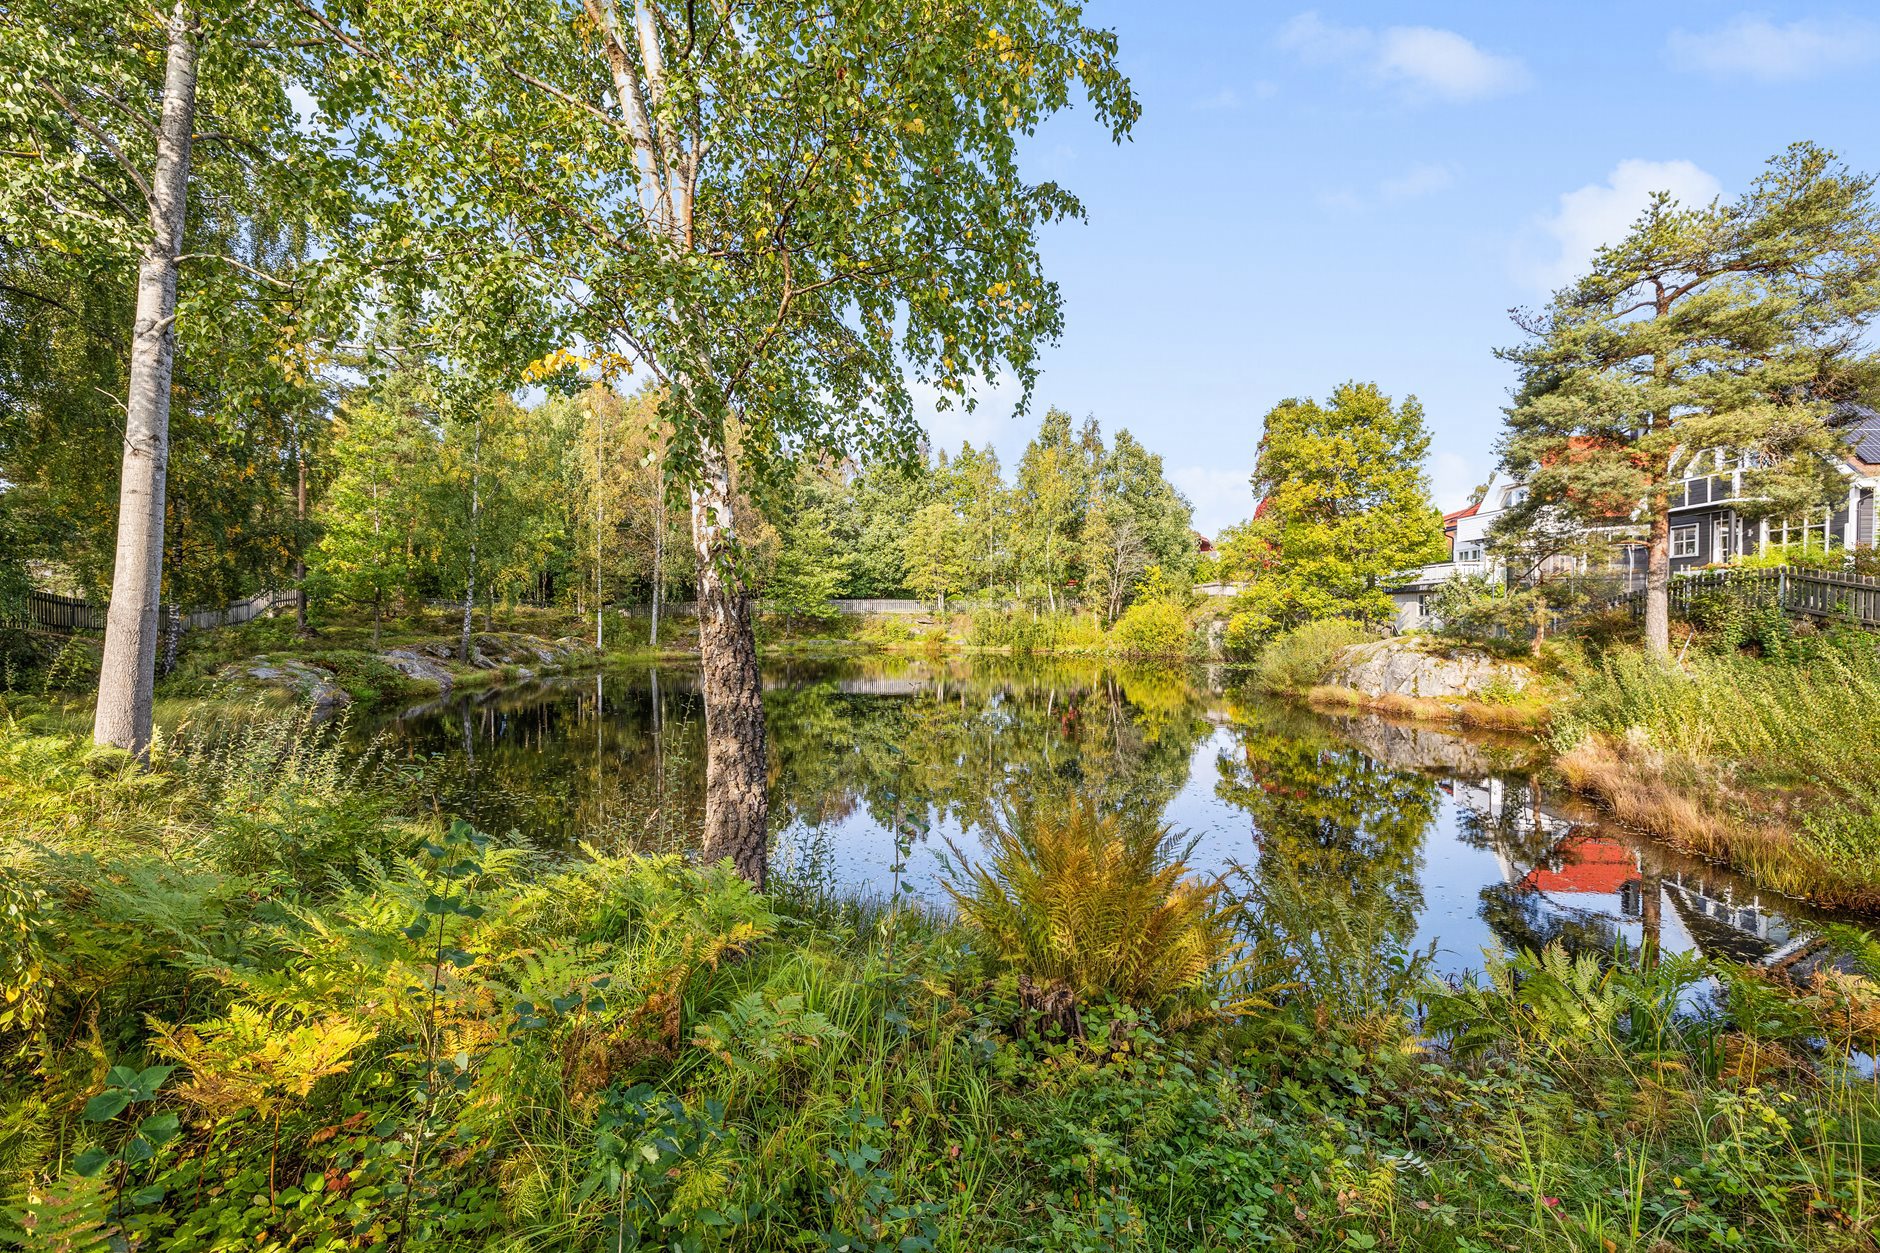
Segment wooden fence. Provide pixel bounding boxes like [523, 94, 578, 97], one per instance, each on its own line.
[1623, 566, 1880, 630]
[3, 588, 297, 637]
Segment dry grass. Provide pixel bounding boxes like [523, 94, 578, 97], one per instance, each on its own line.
[1554, 737, 1880, 915]
[1302, 684, 1549, 732]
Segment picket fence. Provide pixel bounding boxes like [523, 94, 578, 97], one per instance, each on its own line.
[4, 588, 298, 636]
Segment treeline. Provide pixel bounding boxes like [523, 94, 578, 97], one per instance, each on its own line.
[3, 338, 1202, 639]
[310, 380, 1198, 631]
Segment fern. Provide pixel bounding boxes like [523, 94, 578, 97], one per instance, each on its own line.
[942, 796, 1239, 1013]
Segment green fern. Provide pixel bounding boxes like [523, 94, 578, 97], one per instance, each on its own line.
[942, 796, 1239, 1013]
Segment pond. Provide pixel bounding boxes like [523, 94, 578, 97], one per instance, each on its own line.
[355, 654, 1854, 980]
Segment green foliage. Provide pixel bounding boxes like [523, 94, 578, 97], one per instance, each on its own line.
[1107, 596, 1193, 659]
[1231, 382, 1446, 642]
[1498, 142, 1880, 653]
[1242, 619, 1372, 689]
[6, 692, 1880, 1250]
[942, 798, 1237, 1013]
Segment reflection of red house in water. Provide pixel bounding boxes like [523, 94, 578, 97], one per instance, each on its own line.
[1519, 834, 1637, 896]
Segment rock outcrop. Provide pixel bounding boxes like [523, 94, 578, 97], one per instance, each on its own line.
[1326, 638, 1531, 701]
[217, 659, 351, 718]
[378, 634, 598, 693]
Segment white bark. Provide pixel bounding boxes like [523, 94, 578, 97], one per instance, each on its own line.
[93, 0, 199, 756]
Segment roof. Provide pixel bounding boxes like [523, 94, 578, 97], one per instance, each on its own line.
[1831, 401, 1880, 468]
[1519, 834, 1636, 897]
[1442, 502, 1480, 525]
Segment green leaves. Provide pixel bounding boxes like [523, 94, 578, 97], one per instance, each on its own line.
[73, 1064, 179, 1181]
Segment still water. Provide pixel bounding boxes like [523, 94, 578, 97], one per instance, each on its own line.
[355, 655, 1849, 979]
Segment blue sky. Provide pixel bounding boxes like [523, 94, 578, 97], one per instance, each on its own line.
[916, 3, 1880, 537]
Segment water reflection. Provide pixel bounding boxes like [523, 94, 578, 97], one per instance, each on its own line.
[357, 654, 1863, 976]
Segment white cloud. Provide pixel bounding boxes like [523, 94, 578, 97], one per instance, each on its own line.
[1380, 162, 1455, 202]
[1319, 163, 1455, 213]
[1193, 87, 1242, 111]
[1668, 15, 1880, 82]
[1277, 10, 1530, 101]
[1169, 465, 1255, 539]
[1519, 158, 1723, 290]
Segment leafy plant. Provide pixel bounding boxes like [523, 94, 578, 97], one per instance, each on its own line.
[942, 797, 1238, 1014]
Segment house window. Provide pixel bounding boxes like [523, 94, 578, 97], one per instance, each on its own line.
[1670, 525, 1699, 559]
[1458, 544, 1483, 564]
[1502, 486, 1527, 508]
[1718, 521, 1735, 562]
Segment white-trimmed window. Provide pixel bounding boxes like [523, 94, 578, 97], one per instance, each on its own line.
[1670, 525, 1700, 559]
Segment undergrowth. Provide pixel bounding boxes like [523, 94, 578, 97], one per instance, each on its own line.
[2, 710, 1878, 1251]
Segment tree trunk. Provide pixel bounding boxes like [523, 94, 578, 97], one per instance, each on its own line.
[93, 0, 199, 757]
[294, 449, 309, 635]
[1643, 505, 1671, 657]
[1530, 572, 1546, 659]
[459, 418, 482, 663]
[595, 399, 605, 649]
[691, 441, 769, 887]
[651, 463, 664, 648]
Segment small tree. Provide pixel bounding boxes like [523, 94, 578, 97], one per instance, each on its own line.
[311, 397, 433, 646]
[1233, 382, 1445, 640]
[1499, 142, 1880, 657]
[901, 500, 971, 615]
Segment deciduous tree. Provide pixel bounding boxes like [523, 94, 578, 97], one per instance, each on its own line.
[328, 0, 1138, 884]
[1234, 383, 1445, 639]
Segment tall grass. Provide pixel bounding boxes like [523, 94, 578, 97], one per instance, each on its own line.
[1561, 634, 1880, 880]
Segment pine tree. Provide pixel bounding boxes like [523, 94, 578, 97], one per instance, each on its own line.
[1498, 143, 1880, 656]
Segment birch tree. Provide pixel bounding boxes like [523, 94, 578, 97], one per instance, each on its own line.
[1, 0, 331, 753]
[332, 0, 1138, 885]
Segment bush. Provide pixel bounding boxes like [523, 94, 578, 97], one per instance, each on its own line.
[942, 797, 1236, 1013]
[966, 608, 1106, 654]
[1107, 598, 1192, 658]
[1246, 619, 1371, 692]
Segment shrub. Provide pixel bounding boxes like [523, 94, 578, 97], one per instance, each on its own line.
[942, 797, 1236, 1013]
[1107, 598, 1192, 658]
[1247, 619, 1371, 693]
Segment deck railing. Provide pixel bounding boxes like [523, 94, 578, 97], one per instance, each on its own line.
[1621, 566, 1880, 629]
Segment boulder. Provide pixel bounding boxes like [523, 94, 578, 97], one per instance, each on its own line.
[1326, 638, 1530, 701]
[221, 659, 351, 719]
[382, 648, 456, 692]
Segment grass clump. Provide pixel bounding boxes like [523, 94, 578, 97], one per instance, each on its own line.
[1556, 631, 1880, 900]
[1245, 618, 1373, 692]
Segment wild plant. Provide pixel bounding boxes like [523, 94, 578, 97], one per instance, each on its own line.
[941, 796, 1241, 1016]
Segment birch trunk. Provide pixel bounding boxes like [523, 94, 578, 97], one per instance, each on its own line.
[691, 441, 768, 886]
[459, 417, 483, 663]
[294, 449, 309, 635]
[93, 0, 199, 756]
[650, 462, 664, 647]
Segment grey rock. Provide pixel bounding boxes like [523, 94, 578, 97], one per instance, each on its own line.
[1326, 638, 1531, 700]
[225, 658, 351, 719]
[382, 648, 456, 692]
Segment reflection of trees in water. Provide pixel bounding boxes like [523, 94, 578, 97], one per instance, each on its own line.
[764, 658, 1215, 854]
[1215, 707, 1438, 997]
[370, 673, 708, 851]
[366, 657, 1216, 859]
